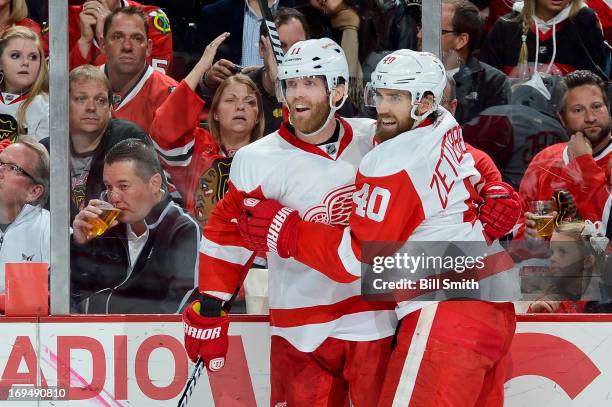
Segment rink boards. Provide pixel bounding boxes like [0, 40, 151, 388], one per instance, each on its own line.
[0, 314, 610, 406]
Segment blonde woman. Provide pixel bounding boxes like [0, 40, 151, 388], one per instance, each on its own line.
[151, 33, 264, 228]
[0, 26, 48, 142]
[0, 0, 46, 54]
[481, 0, 608, 79]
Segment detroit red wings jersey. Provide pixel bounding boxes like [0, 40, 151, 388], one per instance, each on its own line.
[295, 109, 519, 319]
[105, 65, 177, 135]
[200, 117, 398, 352]
[65, 0, 173, 74]
[0, 93, 48, 142]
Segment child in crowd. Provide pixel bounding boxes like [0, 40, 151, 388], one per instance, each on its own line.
[0, 26, 48, 142]
[529, 220, 610, 313]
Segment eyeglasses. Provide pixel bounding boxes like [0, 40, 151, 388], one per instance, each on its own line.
[441, 29, 459, 35]
[0, 160, 39, 183]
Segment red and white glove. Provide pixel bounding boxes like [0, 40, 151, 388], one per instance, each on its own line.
[182, 297, 229, 372]
[479, 181, 521, 239]
[238, 198, 300, 258]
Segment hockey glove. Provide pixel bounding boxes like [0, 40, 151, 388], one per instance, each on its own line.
[238, 198, 300, 258]
[182, 296, 229, 372]
[479, 181, 521, 239]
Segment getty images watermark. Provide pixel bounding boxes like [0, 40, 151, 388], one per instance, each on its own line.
[371, 252, 484, 291]
[360, 241, 519, 302]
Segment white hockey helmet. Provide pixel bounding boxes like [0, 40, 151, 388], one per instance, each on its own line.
[364, 49, 446, 128]
[278, 38, 349, 97]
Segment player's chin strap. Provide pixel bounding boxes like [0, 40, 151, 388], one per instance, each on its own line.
[292, 90, 348, 139]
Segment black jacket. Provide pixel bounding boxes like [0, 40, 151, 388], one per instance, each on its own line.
[196, 0, 297, 64]
[481, 8, 608, 79]
[71, 194, 201, 314]
[453, 56, 511, 126]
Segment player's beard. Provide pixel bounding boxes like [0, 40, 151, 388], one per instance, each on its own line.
[290, 98, 330, 135]
[376, 114, 412, 143]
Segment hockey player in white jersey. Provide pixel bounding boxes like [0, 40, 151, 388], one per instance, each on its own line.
[182, 38, 398, 406]
[238, 50, 520, 406]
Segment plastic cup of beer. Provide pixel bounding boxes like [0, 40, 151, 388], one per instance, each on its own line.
[528, 200, 555, 239]
[87, 192, 121, 238]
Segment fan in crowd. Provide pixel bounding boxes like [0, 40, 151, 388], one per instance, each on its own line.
[151, 32, 264, 228]
[0, 26, 48, 142]
[63, 0, 173, 73]
[481, 0, 609, 79]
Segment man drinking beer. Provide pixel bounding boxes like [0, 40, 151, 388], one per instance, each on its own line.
[71, 139, 201, 314]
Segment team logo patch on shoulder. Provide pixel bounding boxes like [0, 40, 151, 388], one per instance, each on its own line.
[150, 10, 171, 34]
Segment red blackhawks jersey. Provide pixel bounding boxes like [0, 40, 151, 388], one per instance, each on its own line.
[151, 80, 229, 227]
[553, 144, 612, 230]
[519, 141, 612, 216]
[64, 0, 173, 74]
[104, 64, 177, 135]
[200, 117, 398, 352]
[0, 93, 48, 142]
[293, 109, 519, 319]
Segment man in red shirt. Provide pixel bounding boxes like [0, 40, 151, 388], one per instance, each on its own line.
[519, 70, 612, 221]
[57, 0, 172, 74]
[99, 6, 177, 135]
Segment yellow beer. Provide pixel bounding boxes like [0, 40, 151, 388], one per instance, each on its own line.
[88, 204, 121, 237]
[532, 214, 555, 238]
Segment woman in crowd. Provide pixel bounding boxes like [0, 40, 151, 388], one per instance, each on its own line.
[151, 32, 264, 228]
[0, 0, 41, 36]
[0, 26, 48, 142]
[481, 0, 609, 79]
[529, 220, 610, 313]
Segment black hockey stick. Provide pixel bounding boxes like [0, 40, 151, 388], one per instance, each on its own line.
[176, 252, 258, 407]
[258, 0, 284, 66]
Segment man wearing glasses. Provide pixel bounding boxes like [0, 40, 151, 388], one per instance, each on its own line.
[441, 0, 510, 125]
[0, 135, 50, 294]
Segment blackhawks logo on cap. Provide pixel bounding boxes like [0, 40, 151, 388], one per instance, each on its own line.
[150, 10, 171, 34]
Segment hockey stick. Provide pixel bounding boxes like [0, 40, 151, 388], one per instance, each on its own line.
[176, 252, 258, 407]
[258, 0, 284, 67]
[177, 357, 204, 407]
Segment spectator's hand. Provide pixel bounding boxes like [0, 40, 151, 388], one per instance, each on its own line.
[261, 35, 278, 85]
[241, 65, 262, 75]
[186, 32, 230, 90]
[72, 199, 118, 244]
[91, 0, 112, 45]
[529, 297, 561, 313]
[524, 211, 557, 242]
[524, 211, 542, 242]
[568, 131, 592, 160]
[198, 32, 230, 73]
[79, 2, 98, 43]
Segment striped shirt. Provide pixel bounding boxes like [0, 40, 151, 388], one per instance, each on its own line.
[241, 0, 279, 66]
